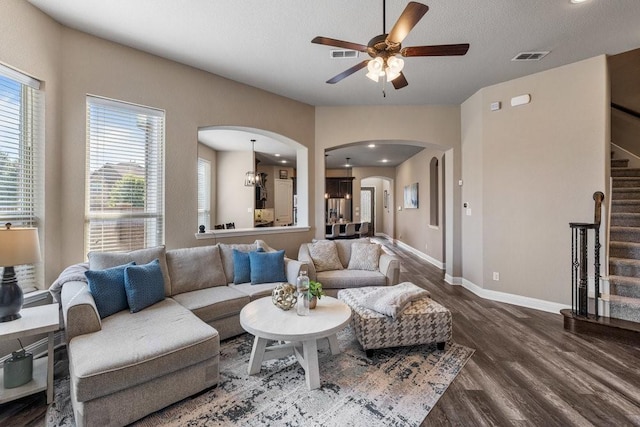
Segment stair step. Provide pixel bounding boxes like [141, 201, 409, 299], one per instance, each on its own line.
[609, 295, 640, 323]
[611, 200, 640, 213]
[610, 226, 640, 243]
[612, 167, 640, 177]
[611, 213, 640, 227]
[611, 158, 630, 168]
[609, 241, 640, 259]
[609, 257, 640, 276]
[609, 275, 640, 299]
[612, 188, 640, 200]
[612, 177, 640, 188]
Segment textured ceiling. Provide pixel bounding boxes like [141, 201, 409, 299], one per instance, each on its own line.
[28, 0, 640, 107]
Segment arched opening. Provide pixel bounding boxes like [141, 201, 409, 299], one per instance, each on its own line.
[197, 126, 308, 231]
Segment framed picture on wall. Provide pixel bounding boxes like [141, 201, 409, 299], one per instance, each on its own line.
[279, 170, 288, 179]
[403, 183, 418, 209]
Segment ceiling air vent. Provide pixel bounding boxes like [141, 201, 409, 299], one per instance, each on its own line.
[512, 51, 550, 61]
[330, 50, 359, 59]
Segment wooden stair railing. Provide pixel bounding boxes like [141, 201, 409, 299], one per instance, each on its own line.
[569, 191, 604, 318]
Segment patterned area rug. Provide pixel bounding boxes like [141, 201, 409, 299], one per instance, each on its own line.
[47, 326, 474, 426]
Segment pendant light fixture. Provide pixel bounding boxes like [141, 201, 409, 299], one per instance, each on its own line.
[345, 157, 352, 199]
[244, 139, 262, 187]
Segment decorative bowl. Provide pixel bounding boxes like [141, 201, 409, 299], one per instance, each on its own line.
[272, 283, 297, 310]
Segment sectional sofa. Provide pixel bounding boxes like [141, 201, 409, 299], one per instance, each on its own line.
[52, 237, 400, 426]
[54, 240, 304, 427]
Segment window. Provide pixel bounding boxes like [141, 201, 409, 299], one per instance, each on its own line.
[85, 96, 165, 253]
[197, 157, 211, 229]
[0, 64, 44, 291]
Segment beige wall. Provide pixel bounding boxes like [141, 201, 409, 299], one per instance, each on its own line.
[461, 90, 484, 286]
[1, 1, 315, 285]
[609, 48, 640, 157]
[0, 1, 63, 286]
[216, 151, 253, 228]
[315, 106, 462, 278]
[461, 55, 610, 304]
[395, 148, 445, 264]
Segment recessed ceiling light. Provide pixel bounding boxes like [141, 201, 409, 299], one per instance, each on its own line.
[368, 144, 376, 148]
[570, 0, 589, 4]
[381, 159, 389, 163]
[280, 160, 287, 164]
[275, 153, 281, 157]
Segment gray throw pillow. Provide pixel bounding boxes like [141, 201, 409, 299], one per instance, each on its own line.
[219, 243, 257, 284]
[307, 240, 343, 272]
[166, 245, 227, 295]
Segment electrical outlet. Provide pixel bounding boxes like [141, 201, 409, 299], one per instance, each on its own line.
[493, 272, 499, 281]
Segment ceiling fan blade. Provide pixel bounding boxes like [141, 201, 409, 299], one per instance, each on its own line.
[401, 43, 470, 57]
[311, 36, 368, 52]
[386, 2, 429, 46]
[391, 72, 408, 90]
[326, 60, 369, 84]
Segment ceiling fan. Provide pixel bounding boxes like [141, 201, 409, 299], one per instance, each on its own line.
[311, 1, 469, 90]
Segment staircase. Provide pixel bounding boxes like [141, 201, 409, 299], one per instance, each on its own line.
[609, 156, 640, 323]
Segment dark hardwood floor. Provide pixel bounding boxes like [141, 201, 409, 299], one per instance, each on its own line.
[378, 239, 640, 427]
[2, 237, 639, 426]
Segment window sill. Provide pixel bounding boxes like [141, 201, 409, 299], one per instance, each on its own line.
[194, 225, 311, 240]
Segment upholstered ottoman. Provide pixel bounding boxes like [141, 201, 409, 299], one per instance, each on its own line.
[337, 286, 452, 356]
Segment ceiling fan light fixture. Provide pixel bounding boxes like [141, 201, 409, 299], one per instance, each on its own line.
[366, 57, 386, 82]
[387, 55, 404, 72]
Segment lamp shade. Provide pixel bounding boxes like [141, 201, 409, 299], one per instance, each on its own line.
[0, 227, 41, 267]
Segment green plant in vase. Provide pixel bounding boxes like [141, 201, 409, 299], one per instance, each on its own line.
[307, 280, 325, 309]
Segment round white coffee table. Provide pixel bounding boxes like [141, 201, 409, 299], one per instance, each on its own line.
[240, 296, 351, 390]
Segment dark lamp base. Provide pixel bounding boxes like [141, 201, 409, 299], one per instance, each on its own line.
[0, 313, 21, 323]
[0, 266, 24, 323]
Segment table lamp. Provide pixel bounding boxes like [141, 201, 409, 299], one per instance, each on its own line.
[0, 223, 41, 322]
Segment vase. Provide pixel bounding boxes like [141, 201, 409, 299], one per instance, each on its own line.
[309, 296, 317, 309]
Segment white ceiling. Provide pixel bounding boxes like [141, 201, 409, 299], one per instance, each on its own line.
[28, 0, 640, 108]
[26, 0, 640, 169]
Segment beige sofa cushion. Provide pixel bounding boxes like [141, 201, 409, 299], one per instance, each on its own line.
[229, 281, 282, 301]
[334, 238, 370, 268]
[348, 242, 381, 271]
[69, 298, 218, 403]
[171, 286, 249, 323]
[219, 243, 257, 284]
[167, 246, 227, 295]
[88, 246, 172, 296]
[307, 240, 343, 272]
[316, 269, 387, 289]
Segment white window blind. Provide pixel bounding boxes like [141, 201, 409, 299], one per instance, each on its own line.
[85, 96, 165, 253]
[197, 157, 211, 230]
[0, 64, 44, 291]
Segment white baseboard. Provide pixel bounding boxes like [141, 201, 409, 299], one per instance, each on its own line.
[459, 279, 570, 314]
[374, 232, 391, 240]
[444, 274, 462, 285]
[393, 240, 445, 270]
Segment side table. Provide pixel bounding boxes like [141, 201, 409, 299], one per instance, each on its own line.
[0, 304, 59, 404]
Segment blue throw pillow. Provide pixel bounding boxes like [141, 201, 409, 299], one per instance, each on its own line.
[85, 262, 135, 319]
[249, 249, 287, 285]
[233, 249, 252, 284]
[124, 259, 165, 313]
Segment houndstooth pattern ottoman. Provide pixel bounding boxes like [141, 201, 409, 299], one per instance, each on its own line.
[337, 286, 452, 355]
